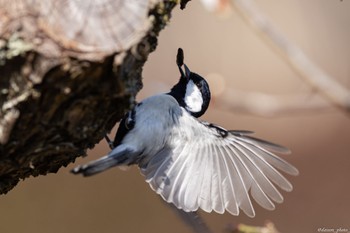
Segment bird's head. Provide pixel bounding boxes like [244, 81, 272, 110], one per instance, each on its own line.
[169, 48, 211, 118]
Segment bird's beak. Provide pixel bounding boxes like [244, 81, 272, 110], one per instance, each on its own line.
[178, 64, 190, 81]
[184, 64, 191, 79]
[177, 48, 191, 80]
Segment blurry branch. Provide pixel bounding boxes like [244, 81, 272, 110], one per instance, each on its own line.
[215, 89, 332, 117]
[227, 221, 280, 233]
[204, 72, 334, 117]
[231, 0, 350, 114]
[169, 198, 281, 233]
[168, 203, 213, 233]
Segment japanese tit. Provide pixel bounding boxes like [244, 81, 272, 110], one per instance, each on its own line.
[72, 48, 298, 217]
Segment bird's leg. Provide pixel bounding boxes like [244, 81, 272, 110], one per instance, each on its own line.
[104, 135, 114, 150]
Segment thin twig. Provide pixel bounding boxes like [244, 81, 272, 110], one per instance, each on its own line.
[215, 89, 333, 117]
[227, 221, 280, 233]
[167, 203, 214, 233]
[231, 0, 350, 114]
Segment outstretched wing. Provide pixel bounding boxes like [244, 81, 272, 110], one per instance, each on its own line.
[141, 117, 298, 218]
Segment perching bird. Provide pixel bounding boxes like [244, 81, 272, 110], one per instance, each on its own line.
[72, 48, 298, 217]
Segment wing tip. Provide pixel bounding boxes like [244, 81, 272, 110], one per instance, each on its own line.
[286, 165, 300, 176]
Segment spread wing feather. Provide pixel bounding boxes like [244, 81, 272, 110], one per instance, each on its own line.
[141, 117, 298, 218]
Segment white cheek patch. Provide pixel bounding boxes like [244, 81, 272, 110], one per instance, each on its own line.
[184, 80, 203, 113]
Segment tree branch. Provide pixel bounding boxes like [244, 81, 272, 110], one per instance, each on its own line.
[0, 0, 177, 194]
[215, 88, 332, 117]
[231, 0, 350, 114]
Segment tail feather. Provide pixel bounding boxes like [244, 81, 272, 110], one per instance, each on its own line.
[71, 148, 134, 176]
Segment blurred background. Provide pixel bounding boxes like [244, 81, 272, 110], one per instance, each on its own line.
[1, 0, 350, 232]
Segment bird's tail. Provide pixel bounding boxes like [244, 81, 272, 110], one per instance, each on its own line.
[71, 148, 135, 176]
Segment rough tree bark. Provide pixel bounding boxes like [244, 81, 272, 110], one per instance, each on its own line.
[0, 0, 179, 194]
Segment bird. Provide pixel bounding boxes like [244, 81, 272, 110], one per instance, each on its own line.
[72, 48, 299, 218]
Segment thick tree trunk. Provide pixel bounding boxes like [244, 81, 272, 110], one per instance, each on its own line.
[0, 0, 177, 194]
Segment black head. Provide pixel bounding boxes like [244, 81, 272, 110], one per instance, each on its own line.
[168, 48, 211, 118]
